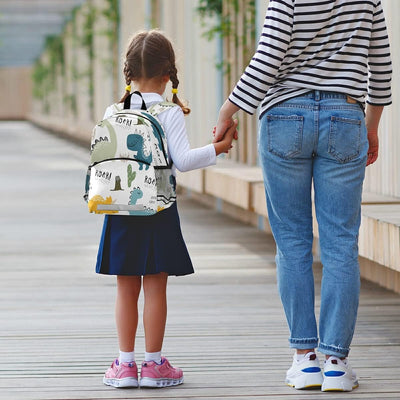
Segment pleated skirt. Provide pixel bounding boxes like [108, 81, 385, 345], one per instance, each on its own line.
[96, 202, 194, 276]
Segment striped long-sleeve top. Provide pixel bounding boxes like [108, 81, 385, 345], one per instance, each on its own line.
[229, 0, 392, 118]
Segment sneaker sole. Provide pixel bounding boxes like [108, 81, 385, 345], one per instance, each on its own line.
[322, 377, 359, 392]
[286, 372, 323, 390]
[103, 377, 139, 388]
[140, 376, 184, 388]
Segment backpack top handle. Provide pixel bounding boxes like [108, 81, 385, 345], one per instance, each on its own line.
[124, 91, 147, 111]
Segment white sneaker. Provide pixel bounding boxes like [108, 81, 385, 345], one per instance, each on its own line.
[322, 356, 358, 392]
[286, 352, 323, 389]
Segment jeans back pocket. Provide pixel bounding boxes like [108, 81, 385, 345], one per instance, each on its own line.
[265, 115, 304, 159]
[328, 116, 361, 163]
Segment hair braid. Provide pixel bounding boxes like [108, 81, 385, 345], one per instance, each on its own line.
[170, 65, 190, 115]
[119, 61, 132, 103]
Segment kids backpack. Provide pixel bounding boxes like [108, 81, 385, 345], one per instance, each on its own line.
[84, 92, 177, 216]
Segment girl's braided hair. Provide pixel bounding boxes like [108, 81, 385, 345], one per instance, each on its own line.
[120, 30, 190, 115]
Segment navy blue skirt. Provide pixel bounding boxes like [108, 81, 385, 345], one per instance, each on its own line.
[96, 202, 194, 276]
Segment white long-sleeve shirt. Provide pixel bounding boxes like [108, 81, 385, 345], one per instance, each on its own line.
[229, 0, 392, 118]
[103, 92, 216, 174]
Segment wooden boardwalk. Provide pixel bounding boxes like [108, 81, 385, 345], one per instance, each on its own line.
[1, 121, 399, 400]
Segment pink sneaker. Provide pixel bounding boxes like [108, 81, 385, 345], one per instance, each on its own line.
[140, 357, 184, 387]
[103, 359, 139, 388]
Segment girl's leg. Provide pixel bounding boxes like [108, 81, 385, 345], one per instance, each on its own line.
[143, 272, 168, 352]
[116, 275, 142, 352]
[140, 272, 184, 388]
[103, 276, 141, 388]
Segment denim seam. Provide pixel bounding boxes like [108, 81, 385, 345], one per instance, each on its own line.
[289, 337, 319, 345]
[272, 104, 363, 112]
[320, 105, 363, 111]
[313, 107, 319, 153]
[318, 342, 350, 357]
[272, 104, 315, 110]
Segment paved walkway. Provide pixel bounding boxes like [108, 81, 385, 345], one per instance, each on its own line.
[0, 121, 399, 400]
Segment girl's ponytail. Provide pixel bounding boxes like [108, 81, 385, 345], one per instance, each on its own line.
[170, 66, 190, 115]
[119, 62, 132, 103]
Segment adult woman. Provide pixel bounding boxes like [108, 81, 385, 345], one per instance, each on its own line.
[214, 0, 392, 392]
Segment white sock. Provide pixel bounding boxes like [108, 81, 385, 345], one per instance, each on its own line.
[144, 351, 162, 364]
[295, 351, 314, 362]
[119, 350, 135, 364]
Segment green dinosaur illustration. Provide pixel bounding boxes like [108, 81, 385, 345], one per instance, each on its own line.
[128, 187, 154, 216]
[90, 119, 118, 164]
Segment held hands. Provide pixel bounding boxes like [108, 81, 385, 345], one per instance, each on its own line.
[213, 118, 239, 144]
[213, 100, 240, 145]
[212, 119, 238, 156]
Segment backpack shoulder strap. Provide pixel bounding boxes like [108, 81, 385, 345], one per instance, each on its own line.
[147, 101, 178, 117]
[107, 102, 124, 115]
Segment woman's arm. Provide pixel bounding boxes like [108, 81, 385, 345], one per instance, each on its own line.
[364, 2, 392, 167]
[214, 0, 294, 142]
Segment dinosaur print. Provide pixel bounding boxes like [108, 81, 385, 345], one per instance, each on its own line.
[126, 132, 152, 170]
[129, 187, 143, 204]
[88, 195, 118, 214]
[90, 119, 118, 164]
[128, 187, 154, 216]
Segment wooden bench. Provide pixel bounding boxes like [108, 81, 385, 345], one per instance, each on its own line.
[204, 162, 263, 210]
[359, 203, 400, 292]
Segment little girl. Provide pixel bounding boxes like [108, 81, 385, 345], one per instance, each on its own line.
[96, 30, 237, 389]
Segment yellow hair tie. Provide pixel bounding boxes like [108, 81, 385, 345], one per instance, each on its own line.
[125, 85, 131, 92]
[171, 88, 178, 94]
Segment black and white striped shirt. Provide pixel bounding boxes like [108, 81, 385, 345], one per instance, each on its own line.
[229, 0, 392, 118]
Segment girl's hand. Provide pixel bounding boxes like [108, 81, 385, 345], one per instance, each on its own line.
[366, 131, 379, 166]
[213, 119, 238, 155]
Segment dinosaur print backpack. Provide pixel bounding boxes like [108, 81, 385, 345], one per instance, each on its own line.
[84, 92, 177, 216]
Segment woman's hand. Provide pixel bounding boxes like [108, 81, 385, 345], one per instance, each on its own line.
[365, 104, 383, 167]
[366, 131, 379, 166]
[213, 100, 240, 143]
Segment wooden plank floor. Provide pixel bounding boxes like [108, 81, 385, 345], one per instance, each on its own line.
[1, 121, 400, 400]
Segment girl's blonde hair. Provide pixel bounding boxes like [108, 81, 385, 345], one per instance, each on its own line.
[120, 30, 190, 115]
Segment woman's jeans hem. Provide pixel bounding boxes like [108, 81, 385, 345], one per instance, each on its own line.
[318, 342, 350, 358]
[289, 337, 319, 350]
[289, 339, 350, 358]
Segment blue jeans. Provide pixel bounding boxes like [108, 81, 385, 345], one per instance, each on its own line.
[259, 91, 368, 358]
